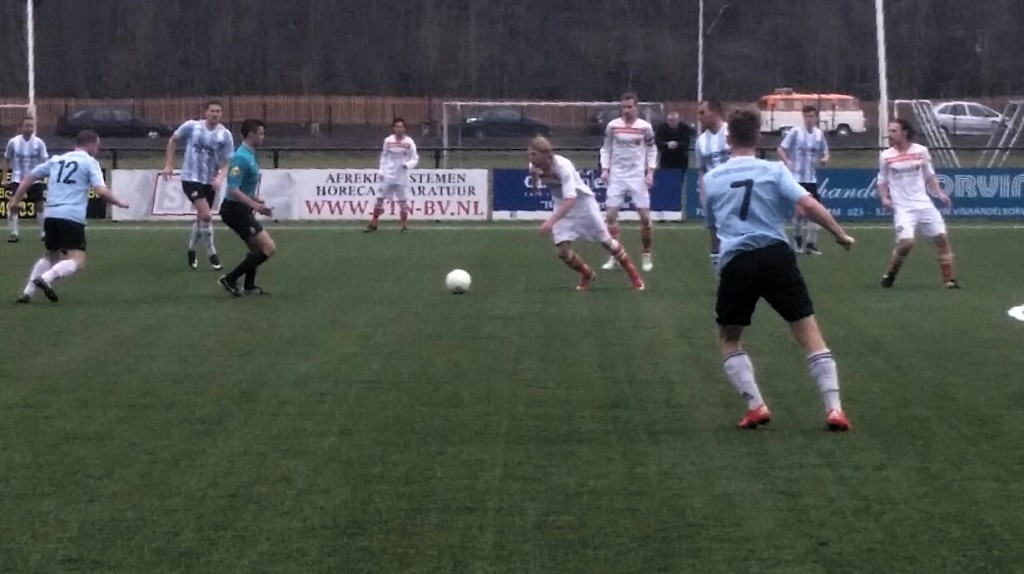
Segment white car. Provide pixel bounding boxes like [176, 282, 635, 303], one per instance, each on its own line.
[933, 102, 1004, 136]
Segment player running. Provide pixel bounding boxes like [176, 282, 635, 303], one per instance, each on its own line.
[599, 92, 658, 272]
[776, 105, 830, 254]
[162, 100, 234, 271]
[703, 108, 854, 431]
[4, 116, 48, 243]
[218, 119, 276, 297]
[366, 118, 419, 233]
[529, 137, 644, 291]
[878, 119, 959, 289]
[695, 100, 731, 271]
[9, 130, 129, 303]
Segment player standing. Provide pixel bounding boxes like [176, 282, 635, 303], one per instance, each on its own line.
[366, 118, 419, 233]
[776, 105, 830, 254]
[703, 109, 854, 431]
[218, 119, 276, 297]
[529, 137, 644, 291]
[695, 100, 731, 271]
[878, 119, 959, 289]
[9, 130, 129, 303]
[4, 116, 48, 243]
[599, 92, 658, 272]
[162, 100, 234, 271]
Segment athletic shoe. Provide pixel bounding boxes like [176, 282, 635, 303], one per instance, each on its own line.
[32, 277, 58, 302]
[880, 273, 896, 288]
[601, 256, 619, 270]
[641, 253, 654, 271]
[218, 276, 242, 297]
[803, 244, 823, 255]
[826, 409, 851, 432]
[8, 233, 19, 243]
[15, 294, 30, 304]
[576, 270, 595, 292]
[209, 254, 222, 271]
[364, 223, 378, 233]
[944, 279, 962, 289]
[738, 404, 772, 429]
[243, 286, 270, 296]
[793, 236, 803, 250]
[188, 250, 198, 270]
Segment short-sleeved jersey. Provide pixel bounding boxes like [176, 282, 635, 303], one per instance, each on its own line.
[30, 150, 104, 225]
[780, 126, 828, 183]
[878, 143, 936, 210]
[695, 124, 731, 172]
[173, 120, 234, 184]
[379, 135, 419, 183]
[224, 144, 260, 203]
[531, 155, 594, 209]
[599, 118, 658, 178]
[704, 156, 809, 270]
[5, 135, 48, 182]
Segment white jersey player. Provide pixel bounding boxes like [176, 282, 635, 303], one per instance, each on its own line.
[695, 100, 731, 270]
[777, 105, 830, 254]
[162, 100, 234, 271]
[599, 92, 658, 272]
[529, 137, 644, 292]
[4, 117, 48, 242]
[367, 118, 419, 233]
[9, 130, 129, 303]
[877, 119, 959, 289]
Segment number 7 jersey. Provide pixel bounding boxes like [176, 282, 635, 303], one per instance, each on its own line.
[704, 156, 809, 270]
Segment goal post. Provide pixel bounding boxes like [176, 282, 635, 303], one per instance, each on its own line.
[440, 100, 665, 168]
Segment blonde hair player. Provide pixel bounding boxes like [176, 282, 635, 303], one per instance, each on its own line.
[599, 92, 658, 272]
[528, 137, 645, 291]
[877, 119, 960, 289]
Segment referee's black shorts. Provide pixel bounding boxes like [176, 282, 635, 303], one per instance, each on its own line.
[715, 241, 814, 327]
[220, 200, 263, 243]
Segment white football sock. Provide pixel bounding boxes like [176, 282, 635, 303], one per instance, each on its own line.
[808, 349, 842, 412]
[23, 258, 52, 296]
[806, 222, 820, 245]
[723, 351, 764, 409]
[41, 259, 78, 284]
[200, 221, 217, 255]
[9, 212, 19, 236]
[792, 215, 803, 243]
[187, 221, 199, 251]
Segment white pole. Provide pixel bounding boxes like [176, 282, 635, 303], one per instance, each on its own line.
[697, 0, 704, 102]
[875, 0, 888, 148]
[26, 0, 36, 119]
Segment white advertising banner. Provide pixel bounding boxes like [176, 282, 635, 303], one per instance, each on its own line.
[111, 169, 490, 221]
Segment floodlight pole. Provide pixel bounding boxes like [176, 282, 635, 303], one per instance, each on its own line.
[876, 0, 889, 148]
[27, 0, 36, 119]
[697, 0, 704, 102]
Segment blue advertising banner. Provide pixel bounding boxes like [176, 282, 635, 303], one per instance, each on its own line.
[493, 168, 686, 220]
[684, 167, 1024, 221]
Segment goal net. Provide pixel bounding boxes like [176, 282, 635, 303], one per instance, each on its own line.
[440, 100, 664, 168]
[0, 0, 36, 133]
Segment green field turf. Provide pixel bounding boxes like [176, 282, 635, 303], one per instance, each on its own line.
[2, 223, 1023, 573]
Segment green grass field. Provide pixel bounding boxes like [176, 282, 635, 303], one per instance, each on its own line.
[2, 223, 1024, 573]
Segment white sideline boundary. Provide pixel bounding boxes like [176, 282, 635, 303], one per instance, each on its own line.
[80, 223, 1024, 232]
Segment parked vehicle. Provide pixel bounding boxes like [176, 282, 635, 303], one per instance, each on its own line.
[56, 107, 174, 139]
[757, 89, 866, 136]
[932, 101, 1004, 136]
[460, 108, 550, 139]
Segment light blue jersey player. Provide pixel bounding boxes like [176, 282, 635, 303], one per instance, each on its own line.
[702, 108, 855, 433]
[8, 130, 128, 304]
[695, 99, 731, 270]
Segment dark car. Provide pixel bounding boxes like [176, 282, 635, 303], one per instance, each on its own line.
[586, 104, 665, 136]
[56, 107, 174, 139]
[460, 108, 550, 139]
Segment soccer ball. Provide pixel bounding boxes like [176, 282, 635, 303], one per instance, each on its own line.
[445, 269, 471, 294]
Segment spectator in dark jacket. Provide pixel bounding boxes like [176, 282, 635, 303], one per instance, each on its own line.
[655, 111, 695, 171]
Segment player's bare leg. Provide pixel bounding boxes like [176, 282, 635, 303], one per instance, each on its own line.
[881, 238, 914, 288]
[555, 242, 595, 291]
[599, 237, 644, 290]
[789, 315, 849, 431]
[32, 249, 87, 303]
[601, 206, 621, 270]
[932, 234, 960, 288]
[398, 200, 410, 232]
[366, 198, 385, 232]
[638, 207, 654, 271]
[718, 325, 771, 429]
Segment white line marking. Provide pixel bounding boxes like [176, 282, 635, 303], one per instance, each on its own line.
[1008, 305, 1024, 323]
[81, 223, 1024, 232]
